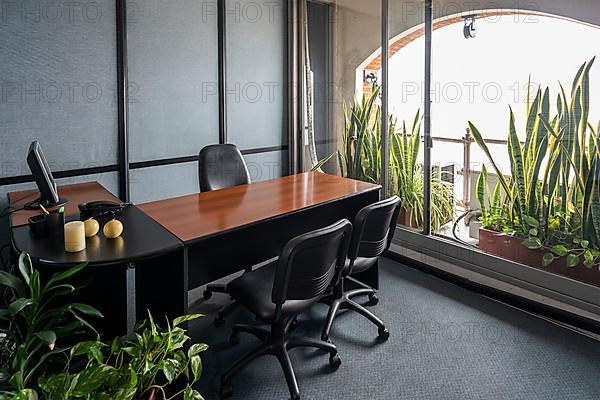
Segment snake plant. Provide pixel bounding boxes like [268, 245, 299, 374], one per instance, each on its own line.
[317, 86, 455, 232]
[472, 57, 600, 269]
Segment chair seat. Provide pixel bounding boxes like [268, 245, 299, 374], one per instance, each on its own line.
[344, 256, 378, 275]
[227, 261, 317, 322]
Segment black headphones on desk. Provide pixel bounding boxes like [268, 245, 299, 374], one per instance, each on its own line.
[79, 201, 131, 220]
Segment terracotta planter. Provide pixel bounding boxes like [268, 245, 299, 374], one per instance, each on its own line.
[397, 208, 419, 228]
[478, 228, 600, 287]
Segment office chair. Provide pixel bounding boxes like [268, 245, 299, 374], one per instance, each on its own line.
[321, 196, 401, 342]
[220, 219, 353, 400]
[199, 144, 252, 325]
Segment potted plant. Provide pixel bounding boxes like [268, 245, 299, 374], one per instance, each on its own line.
[471, 57, 600, 286]
[0, 253, 102, 399]
[0, 253, 208, 400]
[390, 111, 455, 231]
[315, 87, 456, 232]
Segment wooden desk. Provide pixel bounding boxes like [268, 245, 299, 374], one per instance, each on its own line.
[140, 172, 381, 309]
[8, 173, 381, 336]
[140, 172, 380, 243]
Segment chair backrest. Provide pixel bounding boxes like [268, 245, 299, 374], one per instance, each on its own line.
[198, 144, 250, 192]
[348, 196, 401, 261]
[271, 219, 353, 310]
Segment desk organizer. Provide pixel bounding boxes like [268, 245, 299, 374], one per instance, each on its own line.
[28, 211, 65, 236]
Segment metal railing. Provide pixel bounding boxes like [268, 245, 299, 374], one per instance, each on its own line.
[432, 128, 510, 208]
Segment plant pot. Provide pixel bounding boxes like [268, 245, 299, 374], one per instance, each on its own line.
[397, 208, 419, 228]
[478, 228, 600, 287]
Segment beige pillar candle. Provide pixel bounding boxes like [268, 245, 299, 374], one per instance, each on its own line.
[64, 221, 86, 253]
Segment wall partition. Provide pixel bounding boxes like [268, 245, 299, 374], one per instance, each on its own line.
[0, 0, 291, 243]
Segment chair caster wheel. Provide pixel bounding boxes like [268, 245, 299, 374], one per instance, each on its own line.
[378, 327, 390, 341]
[289, 319, 298, 331]
[229, 332, 240, 345]
[368, 293, 379, 306]
[329, 353, 341, 369]
[203, 290, 213, 300]
[214, 316, 225, 327]
[220, 384, 233, 399]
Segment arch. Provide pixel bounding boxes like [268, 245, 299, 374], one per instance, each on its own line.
[359, 9, 600, 96]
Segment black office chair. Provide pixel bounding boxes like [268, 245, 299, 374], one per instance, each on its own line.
[198, 143, 250, 191]
[321, 196, 401, 342]
[220, 219, 353, 400]
[199, 144, 252, 325]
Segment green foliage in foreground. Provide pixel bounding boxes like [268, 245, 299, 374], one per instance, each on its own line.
[38, 313, 206, 400]
[0, 254, 101, 397]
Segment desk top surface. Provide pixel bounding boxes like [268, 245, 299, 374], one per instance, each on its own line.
[139, 172, 381, 243]
[8, 182, 120, 228]
[8, 182, 183, 266]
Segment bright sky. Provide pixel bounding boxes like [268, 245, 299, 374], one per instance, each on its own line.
[388, 15, 600, 175]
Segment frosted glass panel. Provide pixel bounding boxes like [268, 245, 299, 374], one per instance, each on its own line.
[226, 0, 286, 150]
[243, 151, 286, 182]
[0, 0, 118, 177]
[127, 0, 220, 162]
[130, 163, 199, 204]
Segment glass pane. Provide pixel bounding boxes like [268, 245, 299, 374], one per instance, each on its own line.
[304, 0, 382, 186]
[130, 163, 199, 204]
[388, 0, 426, 230]
[244, 151, 287, 182]
[127, 0, 219, 162]
[0, 0, 118, 176]
[226, 0, 287, 150]
[428, 11, 600, 287]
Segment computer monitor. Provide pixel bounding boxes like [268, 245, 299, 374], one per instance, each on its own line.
[25, 141, 67, 210]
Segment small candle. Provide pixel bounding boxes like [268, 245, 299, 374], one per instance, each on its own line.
[64, 221, 86, 253]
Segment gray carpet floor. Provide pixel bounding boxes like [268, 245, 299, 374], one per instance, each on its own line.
[187, 258, 600, 400]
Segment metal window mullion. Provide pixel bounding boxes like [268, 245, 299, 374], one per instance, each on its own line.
[218, 0, 228, 144]
[381, 0, 390, 198]
[423, 0, 433, 235]
[116, 0, 130, 202]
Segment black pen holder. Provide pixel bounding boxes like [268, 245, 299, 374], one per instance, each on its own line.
[28, 212, 65, 236]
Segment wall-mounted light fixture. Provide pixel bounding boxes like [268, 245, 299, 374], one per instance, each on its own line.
[364, 71, 378, 85]
[463, 15, 477, 39]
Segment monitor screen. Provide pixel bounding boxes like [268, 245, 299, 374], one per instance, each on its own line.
[26, 141, 63, 209]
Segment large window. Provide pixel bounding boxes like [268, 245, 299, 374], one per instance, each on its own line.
[302, 0, 600, 314]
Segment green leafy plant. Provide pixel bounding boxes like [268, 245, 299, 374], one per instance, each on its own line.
[317, 87, 456, 231]
[0, 253, 101, 398]
[471, 57, 600, 269]
[390, 112, 454, 231]
[336, 85, 382, 182]
[38, 312, 207, 400]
